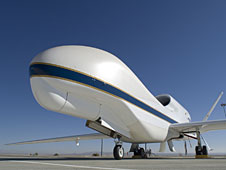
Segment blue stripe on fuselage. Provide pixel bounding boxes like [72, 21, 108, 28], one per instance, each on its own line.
[29, 63, 178, 124]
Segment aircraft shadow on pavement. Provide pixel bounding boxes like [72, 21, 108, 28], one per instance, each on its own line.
[1, 155, 226, 161]
[1, 156, 225, 161]
[0, 157, 116, 161]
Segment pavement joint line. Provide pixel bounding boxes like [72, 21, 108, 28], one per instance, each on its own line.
[8, 160, 136, 170]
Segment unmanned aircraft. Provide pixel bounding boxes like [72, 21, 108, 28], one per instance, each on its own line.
[8, 46, 226, 160]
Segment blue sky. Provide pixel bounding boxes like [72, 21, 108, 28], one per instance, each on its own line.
[1, 0, 226, 155]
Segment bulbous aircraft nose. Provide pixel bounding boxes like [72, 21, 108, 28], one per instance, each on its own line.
[29, 50, 68, 112]
[29, 46, 101, 120]
[30, 76, 67, 112]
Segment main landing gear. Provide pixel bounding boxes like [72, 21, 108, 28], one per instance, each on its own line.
[113, 137, 149, 160]
[130, 144, 148, 159]
[195, 131, 208, 158]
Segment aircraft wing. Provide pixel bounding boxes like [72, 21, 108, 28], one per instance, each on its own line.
[170, 119, 226, 133]
[6, 133, 110, 145]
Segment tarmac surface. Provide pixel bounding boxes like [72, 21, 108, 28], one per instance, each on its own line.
[0, 155, 226, 170]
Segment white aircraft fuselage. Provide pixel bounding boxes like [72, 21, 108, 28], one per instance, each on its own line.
[30, 45, 191, 143]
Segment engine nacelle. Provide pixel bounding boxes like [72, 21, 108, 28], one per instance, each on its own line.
[156, 94, 191, 123]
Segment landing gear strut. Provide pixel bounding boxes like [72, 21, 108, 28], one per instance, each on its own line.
[195, 131, 208, 158]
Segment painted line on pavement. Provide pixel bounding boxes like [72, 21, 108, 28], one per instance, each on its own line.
[9, 160, 136, 170]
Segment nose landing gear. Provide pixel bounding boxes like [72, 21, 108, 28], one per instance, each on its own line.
[113, 138, 124, 160]
[113, 145, 124, 160]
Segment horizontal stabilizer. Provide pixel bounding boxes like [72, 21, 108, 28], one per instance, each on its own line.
[6, 133, 109, 145]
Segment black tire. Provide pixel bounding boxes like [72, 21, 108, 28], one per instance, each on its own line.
[195, 146, 202, 155]
[113, 145, 124, 160]
[202, 146, 208, 155]
[139, 148, 146, 158]
[134, 149, 139, 156]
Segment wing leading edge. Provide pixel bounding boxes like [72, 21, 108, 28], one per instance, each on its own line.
[170, 119, 226, 133]
[6, 133, 109, 145]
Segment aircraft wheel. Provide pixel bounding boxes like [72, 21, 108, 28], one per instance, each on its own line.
[202, 145, 208, 155]
[195, 146, 202, 155]
[139, 148, 146, 158]
[113, 145, 124, 160]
